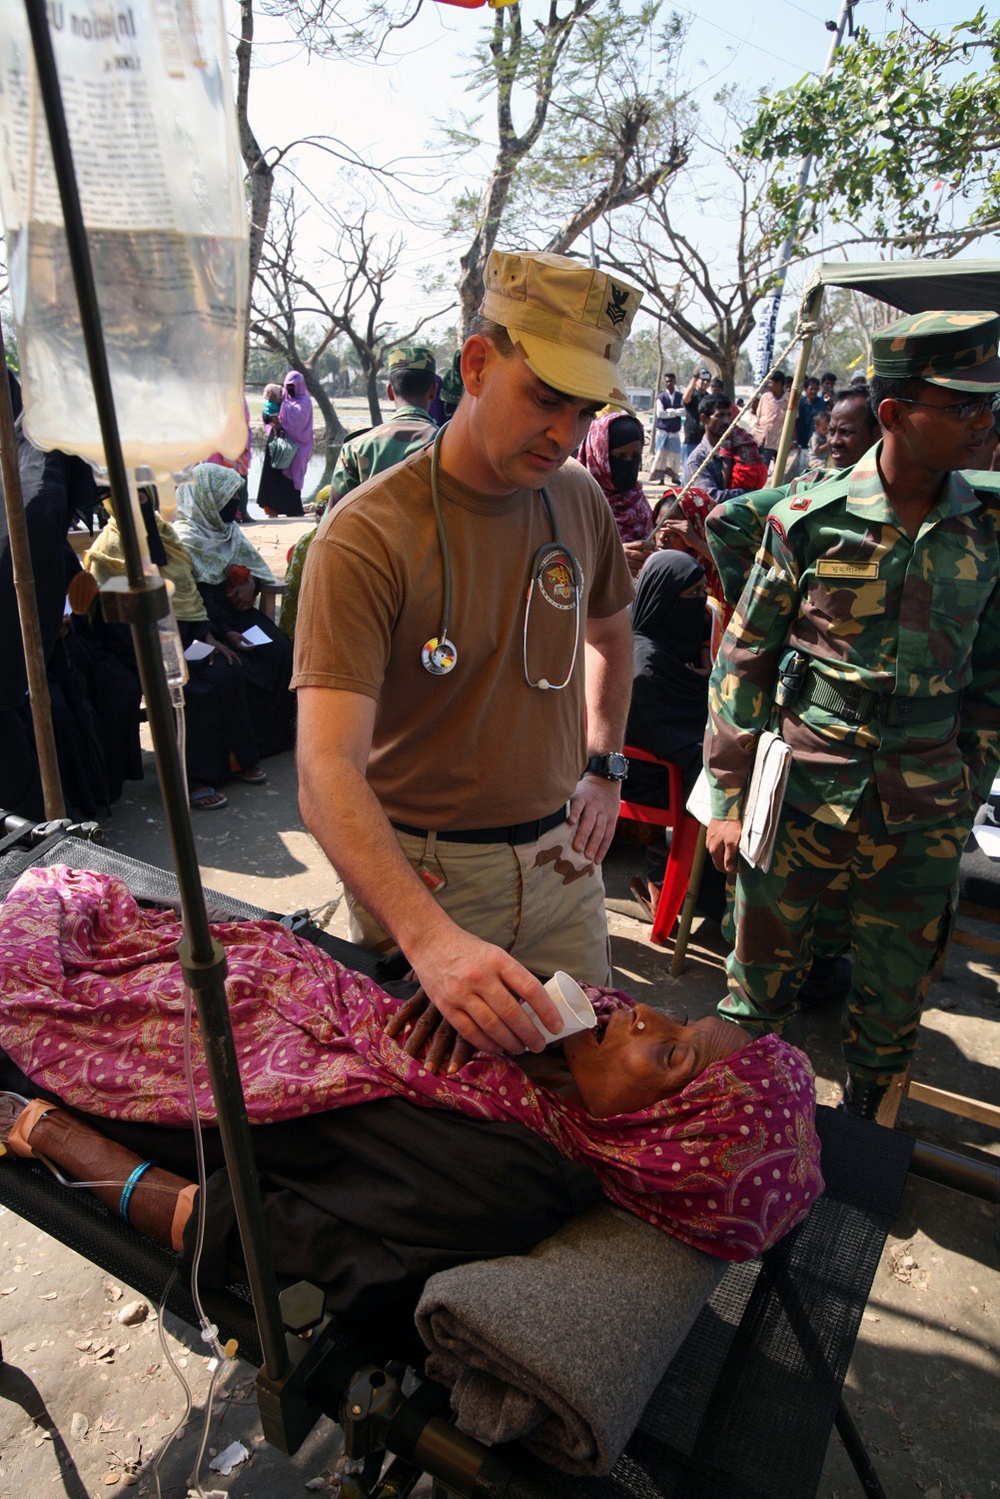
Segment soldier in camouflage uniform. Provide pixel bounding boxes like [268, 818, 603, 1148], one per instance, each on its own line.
[706, 385, 881, 608]
[331, 345, 438, 499]
[704, 311, 1000, 1118]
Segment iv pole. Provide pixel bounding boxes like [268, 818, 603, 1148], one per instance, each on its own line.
[21, 0, 290, 1385]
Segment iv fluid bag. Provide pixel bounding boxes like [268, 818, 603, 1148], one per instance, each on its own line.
[0, 0, 249, 472]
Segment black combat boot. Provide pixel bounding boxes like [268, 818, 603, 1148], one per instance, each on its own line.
[839, 1072, 890, 1122]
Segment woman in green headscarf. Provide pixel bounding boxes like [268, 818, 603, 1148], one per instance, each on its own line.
[172, 464, 296, 764]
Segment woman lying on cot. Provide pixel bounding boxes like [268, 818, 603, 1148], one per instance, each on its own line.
[0, 866, 823, 1300]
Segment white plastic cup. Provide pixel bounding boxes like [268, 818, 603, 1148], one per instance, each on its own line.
[524, 971, 597, 1045]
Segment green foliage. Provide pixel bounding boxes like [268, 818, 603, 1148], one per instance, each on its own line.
[617, 325, 692, 389]
[744, 9, 1000, 252]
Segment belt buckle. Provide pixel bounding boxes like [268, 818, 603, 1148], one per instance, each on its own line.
[878, 695, 907, 727]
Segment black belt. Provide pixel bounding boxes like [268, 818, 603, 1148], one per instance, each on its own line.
[799, 672, 961, 728]
[390, 805, 568, 846]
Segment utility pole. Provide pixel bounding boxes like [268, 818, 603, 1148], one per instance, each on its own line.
[752, 0, 857, 382]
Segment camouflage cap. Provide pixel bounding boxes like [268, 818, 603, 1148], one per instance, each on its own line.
[480, 250, 641, 412]
[386, 345, 436, 377]
[871, 310, 1000, 393]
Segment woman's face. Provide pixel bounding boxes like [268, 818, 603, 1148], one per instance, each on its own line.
[562, 1004, 738, 1117]
[608, 435, 643, 495]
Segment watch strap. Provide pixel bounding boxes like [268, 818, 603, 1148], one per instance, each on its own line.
[585, 752, 629, 781]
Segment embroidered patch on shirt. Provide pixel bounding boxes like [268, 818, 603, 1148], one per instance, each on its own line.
[815, 560, 881, 579]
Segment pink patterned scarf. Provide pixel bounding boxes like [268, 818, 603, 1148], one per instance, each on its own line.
[0, 866, 823, 1260]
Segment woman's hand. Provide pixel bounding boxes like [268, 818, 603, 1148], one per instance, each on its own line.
[384, 988, 473, 1076]
[207, 631, 241, 666]
[622, 538, 655, 578]
[225, 629, 254, 652]
[655, 517, 712, 562]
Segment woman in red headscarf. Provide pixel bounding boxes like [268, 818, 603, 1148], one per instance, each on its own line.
[578, 412, 654, 546]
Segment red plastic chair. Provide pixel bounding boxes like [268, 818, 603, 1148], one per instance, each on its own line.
[619, 745, 702, 946]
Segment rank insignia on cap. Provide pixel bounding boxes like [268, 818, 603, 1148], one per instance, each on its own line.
[606, 286, 630, 326]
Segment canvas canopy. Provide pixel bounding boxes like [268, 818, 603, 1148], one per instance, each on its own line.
[800, 258, 1000, 317]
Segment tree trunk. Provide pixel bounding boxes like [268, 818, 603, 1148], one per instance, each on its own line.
[236, 0, 273, 362]
[297, 369, 345, 458]
[364, 365, 382, 426]
[716, 350, 738, 394]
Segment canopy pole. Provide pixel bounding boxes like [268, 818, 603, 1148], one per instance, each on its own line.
[774, 283, 824, 487]
[0, 309, 66, 821]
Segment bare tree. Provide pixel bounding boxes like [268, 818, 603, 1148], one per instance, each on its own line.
[324, 213, 453, 422]
[236, 0, 274, 304]
[450, 0, 692, 332]
[234, 0, 439, 364]
[250, 190, 453, 485]
[597, 103, 793, 391]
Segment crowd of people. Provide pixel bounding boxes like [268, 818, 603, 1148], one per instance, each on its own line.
[4, 252, 1000, 1331]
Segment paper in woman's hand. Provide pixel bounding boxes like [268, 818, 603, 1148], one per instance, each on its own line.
[184, 639, 215, 661]
[239, 624, 272, 646]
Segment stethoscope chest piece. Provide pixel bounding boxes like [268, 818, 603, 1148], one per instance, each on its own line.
[421, 636, 458, 675]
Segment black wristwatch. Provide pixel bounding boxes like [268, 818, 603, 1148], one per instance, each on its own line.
[585, 752, 629, 782]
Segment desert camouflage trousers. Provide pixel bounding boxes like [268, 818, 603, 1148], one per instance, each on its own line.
[719, 780, 969, 1080]
[346, 817, 612, 985]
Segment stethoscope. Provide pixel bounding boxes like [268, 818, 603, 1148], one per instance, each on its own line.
[421, 424, 584, 689]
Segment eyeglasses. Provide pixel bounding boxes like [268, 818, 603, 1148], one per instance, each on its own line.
[893, 396, 996, 422]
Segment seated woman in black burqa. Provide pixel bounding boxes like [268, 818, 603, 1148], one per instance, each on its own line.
[623, 549, 724, 923]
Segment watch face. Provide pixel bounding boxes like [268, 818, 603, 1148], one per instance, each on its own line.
[608, 753, 628, 778]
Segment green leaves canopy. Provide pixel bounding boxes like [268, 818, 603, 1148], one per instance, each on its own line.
[743, 9, 1000, 253]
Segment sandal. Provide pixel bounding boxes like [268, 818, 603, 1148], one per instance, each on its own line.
[235, 766, 267, 785]
[190, 786, 228, 811]
[629, 876, 661, 922]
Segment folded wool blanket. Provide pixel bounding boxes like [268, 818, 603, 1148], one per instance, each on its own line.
[415, 1202, 727, 1476]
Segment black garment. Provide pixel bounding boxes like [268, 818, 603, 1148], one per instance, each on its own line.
[0, 375, 96, 712]
[0, 386, 141, 818]
[177, 622, 262, 785]
[682, 396, 703, 446]
[256, 442, 303, 517]
[61, 620, 143, 808]
[625, 550, 710, 793]
[0, 1045, 601, 1352]
[196, 583, 296, 760]
[100, 616, 262, 790]
[0, 704, 43, 816]
[624, 552, 725, 917]
[654, 390, 683, 434]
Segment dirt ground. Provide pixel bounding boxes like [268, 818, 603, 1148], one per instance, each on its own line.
[1, 514, 998, 1498]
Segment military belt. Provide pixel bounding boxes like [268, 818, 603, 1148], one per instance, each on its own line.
[798, 672, 961, 729]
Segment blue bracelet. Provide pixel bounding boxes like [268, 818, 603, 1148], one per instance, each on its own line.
[119, 1160, 155, 1224]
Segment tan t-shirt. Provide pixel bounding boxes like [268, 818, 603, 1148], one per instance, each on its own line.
[752, 391, 790, 450]
[292, 448, 634, 828]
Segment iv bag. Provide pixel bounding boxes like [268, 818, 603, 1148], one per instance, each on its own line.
[0, 0, 249, 474]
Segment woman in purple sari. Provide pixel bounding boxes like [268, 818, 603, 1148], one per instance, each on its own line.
[257, 370, 315, 517]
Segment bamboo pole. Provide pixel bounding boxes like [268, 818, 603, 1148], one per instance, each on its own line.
[0, 313, 66, 820]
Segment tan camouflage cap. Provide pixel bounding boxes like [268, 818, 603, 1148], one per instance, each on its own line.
[871, 310, 1000, 393]
[386, 345, 436, 376]
[480, 250, 641, 412]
